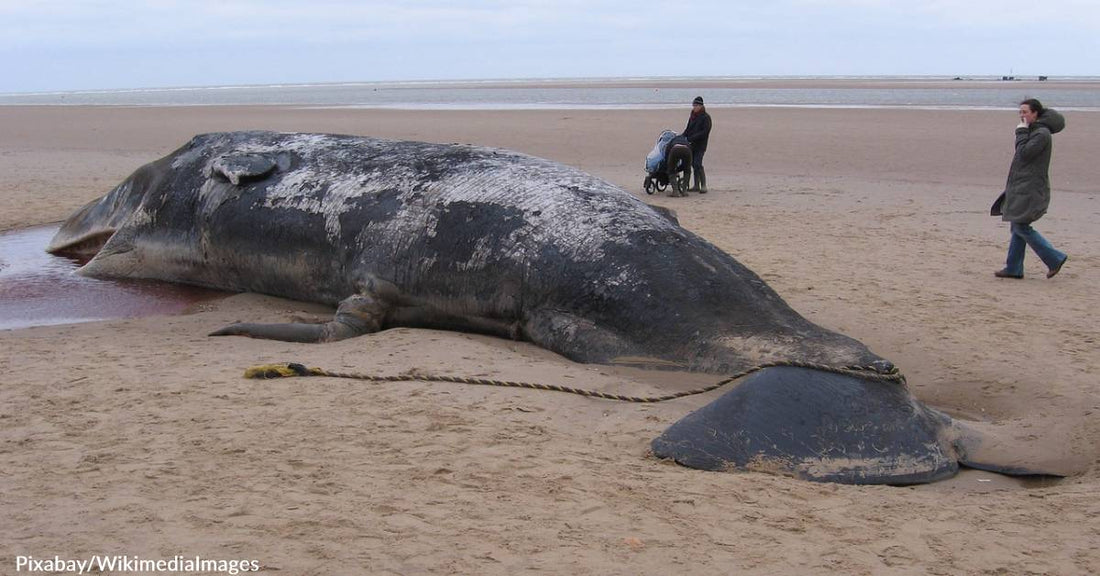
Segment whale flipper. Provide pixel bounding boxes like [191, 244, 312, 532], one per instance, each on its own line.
[210, 293, 387, 343]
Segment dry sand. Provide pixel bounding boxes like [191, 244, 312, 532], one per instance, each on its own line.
[1, 101, 1098, 575]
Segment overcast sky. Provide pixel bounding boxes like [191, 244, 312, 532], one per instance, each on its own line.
[2, 0, 1097, 93]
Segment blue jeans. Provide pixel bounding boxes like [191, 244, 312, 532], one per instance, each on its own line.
[1004, 222, 1066, 276]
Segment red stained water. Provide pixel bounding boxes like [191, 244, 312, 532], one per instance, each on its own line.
[0, 225, 230, 330]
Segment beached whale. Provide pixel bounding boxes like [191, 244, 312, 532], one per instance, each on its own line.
[48, 131, 1055, 484]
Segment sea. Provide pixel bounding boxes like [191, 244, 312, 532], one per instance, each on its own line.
[3, 76, 1100, 111]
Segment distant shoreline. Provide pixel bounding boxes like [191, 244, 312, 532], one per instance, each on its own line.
[3, 75, 1100, 110]
[6, 75, 1100, 97]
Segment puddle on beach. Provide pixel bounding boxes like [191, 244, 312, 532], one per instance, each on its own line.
[0, 225, 230, 330]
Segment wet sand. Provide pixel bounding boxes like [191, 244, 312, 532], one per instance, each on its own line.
[0, 225, 228, 330]
[1, 102, 1098, 574]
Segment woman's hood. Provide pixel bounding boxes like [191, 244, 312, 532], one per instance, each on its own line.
[1037, 108, 1066, 134]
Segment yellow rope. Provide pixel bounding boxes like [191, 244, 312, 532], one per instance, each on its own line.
[244, 360, 906, 403]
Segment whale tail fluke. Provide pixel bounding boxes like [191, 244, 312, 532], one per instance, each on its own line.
[651, 366, 1072, 485]
[950, 419, 1083, 478]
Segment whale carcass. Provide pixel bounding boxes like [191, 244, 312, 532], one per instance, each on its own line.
[48, 131, 1056, 484]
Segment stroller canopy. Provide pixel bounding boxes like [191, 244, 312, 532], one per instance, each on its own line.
[645, 130, 677, 174]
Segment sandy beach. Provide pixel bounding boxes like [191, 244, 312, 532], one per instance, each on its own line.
[1, 99, 1098, 574]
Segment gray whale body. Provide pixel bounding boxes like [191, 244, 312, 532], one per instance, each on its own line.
[48, 131, 1056, 484]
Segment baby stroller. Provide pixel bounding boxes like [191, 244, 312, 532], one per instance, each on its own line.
[643, 130, 692, 196]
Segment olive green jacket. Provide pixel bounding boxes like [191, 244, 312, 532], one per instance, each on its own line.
[998, 109, 1066, 224]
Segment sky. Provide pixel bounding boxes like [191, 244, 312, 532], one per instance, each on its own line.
[2, 0, 1098, 93]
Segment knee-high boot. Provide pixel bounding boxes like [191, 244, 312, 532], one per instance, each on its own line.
[697, 166, 707, 193]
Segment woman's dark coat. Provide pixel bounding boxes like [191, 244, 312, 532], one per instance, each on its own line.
[999, 109, 1066, 224]
[683, 109, 712, 155]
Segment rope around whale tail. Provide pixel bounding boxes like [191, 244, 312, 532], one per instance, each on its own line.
[243, 361, 907, 403]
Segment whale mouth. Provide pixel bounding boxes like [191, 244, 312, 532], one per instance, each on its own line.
[46, 228, 116, 259]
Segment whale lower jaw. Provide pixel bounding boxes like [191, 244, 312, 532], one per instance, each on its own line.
[47, 228, 115, 258]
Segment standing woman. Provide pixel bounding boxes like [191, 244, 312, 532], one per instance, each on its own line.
[993, 98, 1069, 279]
[683, 96, 712, 193]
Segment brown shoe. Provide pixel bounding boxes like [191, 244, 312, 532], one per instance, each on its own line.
[1047, 256, 1067, 279]
[994, 269, 1023, 279]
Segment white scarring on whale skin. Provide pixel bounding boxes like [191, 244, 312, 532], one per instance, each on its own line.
[193, 132, 682, 269]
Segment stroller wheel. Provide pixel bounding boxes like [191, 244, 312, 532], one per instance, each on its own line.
[656, 180, 667, 192]
[644, 177, 654, 195]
